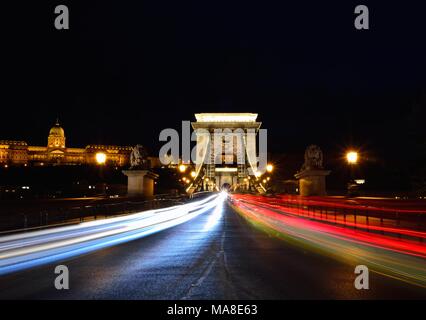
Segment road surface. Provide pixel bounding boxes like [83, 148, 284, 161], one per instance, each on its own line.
[0, 196, 425, 299]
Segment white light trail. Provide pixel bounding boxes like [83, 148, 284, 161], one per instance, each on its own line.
[0, 194, 225, 275]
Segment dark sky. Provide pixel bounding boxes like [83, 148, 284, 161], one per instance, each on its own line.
[2, 0, 426, 160]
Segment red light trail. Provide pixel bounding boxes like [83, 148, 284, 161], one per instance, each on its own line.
[231, 194, 426, 288]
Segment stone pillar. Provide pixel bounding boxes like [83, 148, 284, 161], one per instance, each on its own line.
[122, 170, 159, 198]
[294, 169, 331, 196]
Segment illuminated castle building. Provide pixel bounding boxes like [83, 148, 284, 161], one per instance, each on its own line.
[0, 120, 133, 167]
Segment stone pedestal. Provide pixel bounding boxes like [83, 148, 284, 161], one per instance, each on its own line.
[294, 169, 331, 196]
[122, 170, 159, 197]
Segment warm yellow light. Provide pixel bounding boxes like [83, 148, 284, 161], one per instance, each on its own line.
[205, 178, 209, 182]
[263, 179, 267, 183]
[215, 167, 238, 172]
[255, 172, 261, 178]
[195, 113, 258, 123]
[190, 171, 196, 178]
[96, 152, 107, 164]
[179, 164, 187, 172]
[346, 151, 358, 164]
[266, 164, 273, 173]
[267, 177, 270, 181]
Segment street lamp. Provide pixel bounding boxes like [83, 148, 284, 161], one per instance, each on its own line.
[266, 164, 273, 173]
[96, 152, 106, 165]
[346, 151, 358, 164]
[95, 152, 107, 195]
[179, 164, 187, 173]
[346, 151, 360, 196]
[190, 171, 196, 178]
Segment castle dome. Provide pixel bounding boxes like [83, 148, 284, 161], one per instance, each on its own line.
[48, 119, 66, 148]
[49, 119, 65, 137]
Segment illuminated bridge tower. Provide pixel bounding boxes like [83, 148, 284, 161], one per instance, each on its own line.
[188, 113, 266, 194]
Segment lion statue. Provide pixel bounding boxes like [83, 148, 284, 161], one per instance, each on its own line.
[301, 145, 323, 170]
[130, 144, 149, 169]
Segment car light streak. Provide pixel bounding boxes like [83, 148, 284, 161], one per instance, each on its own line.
[0, 194, 225, 275]
[237, 197, 426, 241]
[231, 195, 426, 288]
[202, 191, 227, 232]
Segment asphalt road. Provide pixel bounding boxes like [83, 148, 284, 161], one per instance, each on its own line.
[1, 200, 425, 299]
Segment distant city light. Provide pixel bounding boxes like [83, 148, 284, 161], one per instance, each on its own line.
[190, 171, 196, 178]
[96, 152, 107, 164]
[346, 151, 358, 164]
[355, 179, 365, 185]
[266, 164, 273, 173]
[179, 164, 187, 172]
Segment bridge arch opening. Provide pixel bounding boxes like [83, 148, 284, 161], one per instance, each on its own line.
[221, 183, 231, 192]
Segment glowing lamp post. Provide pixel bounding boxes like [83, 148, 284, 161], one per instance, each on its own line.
[346, 151, 358, 165]
[96, 152, 106, 165]
[346, 151, 360, 195]
[266, 164, 273, 173]
[95, 152, 107, 195]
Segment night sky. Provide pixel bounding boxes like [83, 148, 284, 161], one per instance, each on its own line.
[2, 1, 426, 164]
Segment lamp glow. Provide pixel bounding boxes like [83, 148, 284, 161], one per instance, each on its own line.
[346, 151, 358, 164]
[96, 152, 106, 164]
